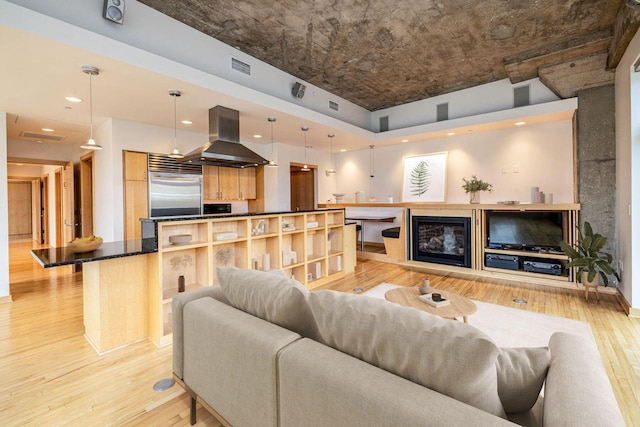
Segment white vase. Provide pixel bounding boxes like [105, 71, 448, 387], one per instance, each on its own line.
[469, 191, 480, 204]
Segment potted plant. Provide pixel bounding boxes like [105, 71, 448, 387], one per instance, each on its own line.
[560, 221, 620, 300]
[461, 175, 492, 204]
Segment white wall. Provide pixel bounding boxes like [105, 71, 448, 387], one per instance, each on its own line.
[5, 0, 370, 130]
[332, 121, 574, 205]
[7, 138, 77, 162]
[1, 113, 9, 300]
[615, 28, 640, 311]
[371, 78, 559, 131]
[7, 164, 43, 177]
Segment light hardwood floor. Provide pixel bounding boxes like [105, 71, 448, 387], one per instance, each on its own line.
[1, 237, 639, 425]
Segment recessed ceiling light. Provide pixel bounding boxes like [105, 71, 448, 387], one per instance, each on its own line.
[36, 140, 44, 144]
[181, 120, 192, 125]
[41, 128, 54, 132]
[446, 132, 455, 136]
[340, 148, 347, 152]
[515, 121, 526, 126]
[253, 134, 262, 138]
[65, 96, 82, 103]
[401, 139, 409, 143]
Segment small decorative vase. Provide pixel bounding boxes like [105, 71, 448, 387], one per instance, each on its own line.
[419, 278, 434, 295]
[469, 191, 480, 204]
[178, 275, 185, 293]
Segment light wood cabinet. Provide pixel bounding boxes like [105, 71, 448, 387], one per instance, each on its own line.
[123, 151, 148, 181]
[218, 167, 239, 199]
[202, 165, 220, 200]
[148, 210, 353, 346]
[238, 167, 256, 199]
[203, 165, 257, 200]
[123, 151, 148, 240]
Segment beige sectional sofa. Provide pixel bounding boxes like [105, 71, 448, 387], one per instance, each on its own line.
[172, 268, 624, 427]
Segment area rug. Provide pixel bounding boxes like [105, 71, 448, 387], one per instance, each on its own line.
[364, 283, 595, 348]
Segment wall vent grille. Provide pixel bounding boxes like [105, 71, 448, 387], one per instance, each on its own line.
[148, 153, 203, 174]
[20, 131, 66, 142]
[231, 58, 251, 76]
[379, 116, 389, 132]
[514, 85, 530, 107]
[329, 100, 339, 111]
[436, 103, 449, 121]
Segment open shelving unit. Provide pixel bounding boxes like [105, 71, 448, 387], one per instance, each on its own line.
[148, 209, 354, 347]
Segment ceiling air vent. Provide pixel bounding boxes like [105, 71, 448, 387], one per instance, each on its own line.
[20, 131, 66, 142]
[329, 100, 339, 111]
[231, 58, 251, 76]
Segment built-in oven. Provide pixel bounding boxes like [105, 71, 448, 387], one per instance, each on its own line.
[203, 203, 232, 215]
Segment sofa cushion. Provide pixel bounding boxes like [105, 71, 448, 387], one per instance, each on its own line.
[308, 290, 506, 418]
[496, 347, 550, 413]
[218, 267, 318, 339]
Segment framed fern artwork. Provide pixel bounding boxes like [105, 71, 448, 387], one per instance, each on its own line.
[401, 152, 448, 202]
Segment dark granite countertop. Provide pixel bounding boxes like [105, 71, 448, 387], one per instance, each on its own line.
[139, 208, 344, 223]
[31, 240, 157, 268]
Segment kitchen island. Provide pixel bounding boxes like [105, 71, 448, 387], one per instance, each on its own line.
[31, 209, 356, 353]
[32, 240, 157, 354]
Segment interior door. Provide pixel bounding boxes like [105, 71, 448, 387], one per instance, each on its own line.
[60, 161, 75, 245]
[290, 164, 315, 211]
[7, 181, 32, 236]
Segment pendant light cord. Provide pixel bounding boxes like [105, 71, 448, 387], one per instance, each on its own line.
[89, 72, 94, 140]
[369, 145, 375, 199]
[173, 93, 177, 149]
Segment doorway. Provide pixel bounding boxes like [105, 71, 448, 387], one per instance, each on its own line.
[290, 163, 315, 211]
[41, 174, 49, 245]
[80, 153, 94, 237]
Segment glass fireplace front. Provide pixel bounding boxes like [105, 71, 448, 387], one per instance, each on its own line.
[411, 216, 471, 268]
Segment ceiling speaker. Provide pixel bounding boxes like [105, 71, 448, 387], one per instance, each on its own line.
[103, 0, 125, 24]
[292, 82, 306, 99]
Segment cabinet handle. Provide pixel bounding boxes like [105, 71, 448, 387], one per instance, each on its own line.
[239, 191, 243, 200]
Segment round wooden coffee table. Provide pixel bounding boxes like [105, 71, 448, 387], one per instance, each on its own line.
[385, 287, 477, 323]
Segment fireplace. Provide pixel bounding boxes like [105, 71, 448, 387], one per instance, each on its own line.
[411, 216, 471, 268]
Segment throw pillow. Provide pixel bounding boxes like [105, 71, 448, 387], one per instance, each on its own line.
[217, 267, 318, 339]
[308, 290, 506, 418]
[496, 347, 550, 413]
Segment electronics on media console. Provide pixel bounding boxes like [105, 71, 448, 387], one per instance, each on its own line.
[523, 260, 563, 276]
[485, 254, 519, 271]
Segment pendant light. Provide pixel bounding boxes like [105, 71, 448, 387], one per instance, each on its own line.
[301, 126, 310, 172]
[267, 117, 277, 167]
[369, 145, 376, 201]
[326, 133, 336, 176]
[80, 65, 102, 150]
[168, 90, 184, 159]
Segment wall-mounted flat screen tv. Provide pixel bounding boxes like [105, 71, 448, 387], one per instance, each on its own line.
[486, 211, 565, 251]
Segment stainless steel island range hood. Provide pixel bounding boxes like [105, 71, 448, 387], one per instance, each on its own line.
[182, 106, 268, 168]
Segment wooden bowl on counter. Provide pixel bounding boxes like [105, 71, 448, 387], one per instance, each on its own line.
[68, 237, 103, 253]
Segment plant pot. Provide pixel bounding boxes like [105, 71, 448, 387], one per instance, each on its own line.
[469, 191, 480, 204]
[581, 271, 599, 301]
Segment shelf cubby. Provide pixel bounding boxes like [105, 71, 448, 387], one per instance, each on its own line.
[281, 214, 305, 233]
[211, 218, 248, 243]
[305, 212, 326, 229]
[250, 216, 280, 238]
[326, 210, 345, 227]
[281, 232, 305, 268]
[328, 253, 344, 275]
[160, 220, 209, 250]
[307, 259, 326, 283]
[250, 235, 279, 271]
[306, 228, 326, 262]
[327, 227, 343, 255]
[212, 242, 249, 282]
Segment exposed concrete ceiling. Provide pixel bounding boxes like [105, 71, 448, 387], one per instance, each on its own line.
[139, 0, 640, 110]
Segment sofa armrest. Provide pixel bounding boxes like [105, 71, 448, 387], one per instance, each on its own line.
[543, 332, 624, 427]
[172, 286, 230, 379]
